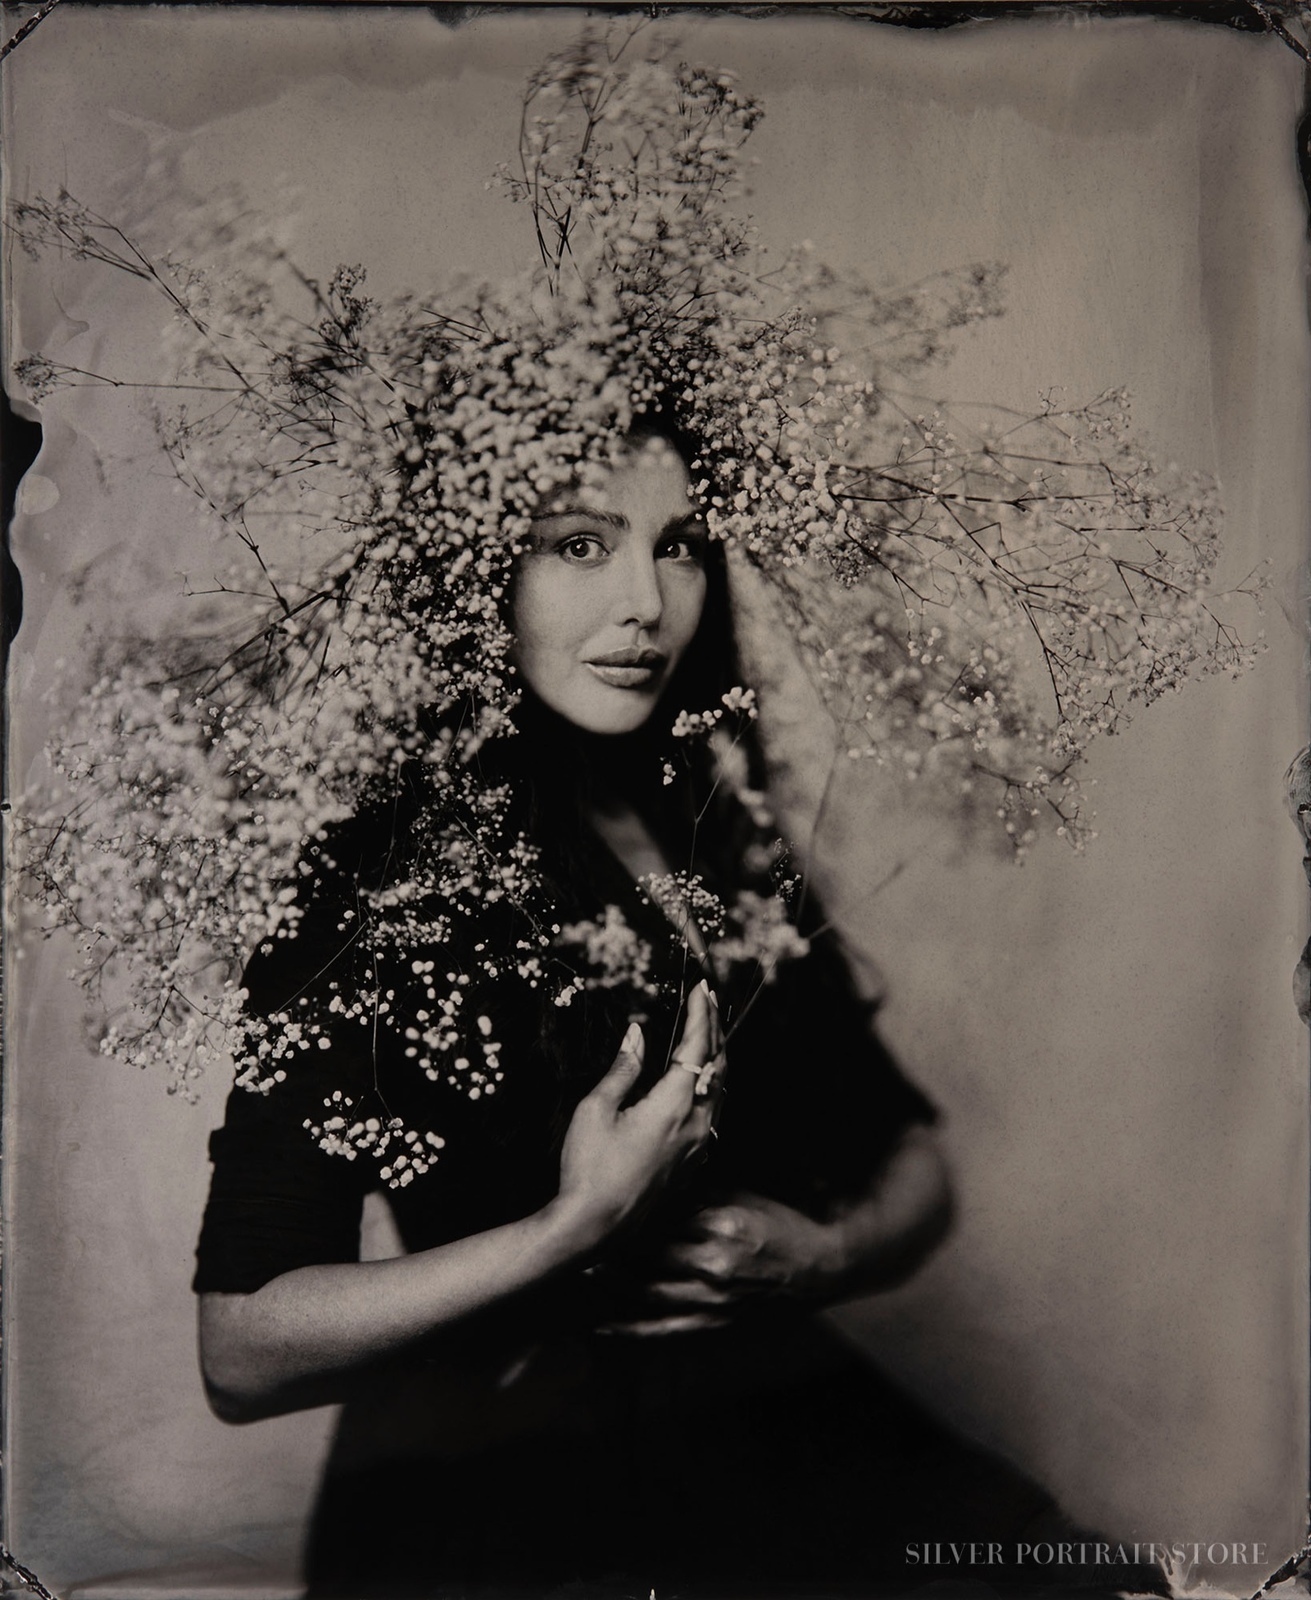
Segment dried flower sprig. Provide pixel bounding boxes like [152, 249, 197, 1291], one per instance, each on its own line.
[9, 24, 1261, 1153]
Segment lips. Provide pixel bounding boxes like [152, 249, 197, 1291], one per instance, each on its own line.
[584, 646, 668, 691]
[586, 647, 667, 668]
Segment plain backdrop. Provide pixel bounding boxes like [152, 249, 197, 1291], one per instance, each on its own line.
[3, 7, 1307, 1597]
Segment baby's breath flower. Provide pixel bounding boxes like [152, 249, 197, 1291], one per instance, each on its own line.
[556, 907, 659, 998]
[9, 24, 1261, 1155]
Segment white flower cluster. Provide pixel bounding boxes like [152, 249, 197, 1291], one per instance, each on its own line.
[11, 23, 1261, 1144]
[555, 906, 660, 1004]
[671, 685, 759, 741]
[302, 1090, 447, 1186]
[709, 892, 811, 986]
[555, 883, 811, 1009]
[639, 871, 729, 944]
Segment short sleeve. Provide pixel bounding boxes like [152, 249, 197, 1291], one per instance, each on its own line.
[193, 909, 376, 1296]
[193, 1072, 372, 1294]
[192, 859, 559, 1292]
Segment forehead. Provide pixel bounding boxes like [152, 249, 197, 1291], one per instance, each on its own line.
[536, 435, 694, 520]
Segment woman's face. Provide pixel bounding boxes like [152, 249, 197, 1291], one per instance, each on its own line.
[512, 435, 708, 736]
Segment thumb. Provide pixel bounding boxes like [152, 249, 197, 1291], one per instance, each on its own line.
[592, 1021, 645, 1108]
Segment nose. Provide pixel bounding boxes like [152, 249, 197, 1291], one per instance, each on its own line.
[613, 544, 663, 632]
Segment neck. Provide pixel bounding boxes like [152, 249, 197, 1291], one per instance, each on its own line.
[587, 796, 667, 871]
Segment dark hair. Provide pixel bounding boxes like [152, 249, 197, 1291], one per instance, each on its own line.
[470, 408, 766, 908]
[482, 525, 779, 1124]
[479, 525, 765, 917]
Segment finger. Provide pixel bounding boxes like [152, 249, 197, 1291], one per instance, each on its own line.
[689, 1094, 719, 1140]
[642, 1051, 702, 1118]
[643, 1277, 735, 1307]
[649, 1227, 741, 1283]
[596, 1311, 733, 1337]
[706, 983, 723, 1060]
[644, 999, 713, 1115]
[670, 979, 711, 1070]
[694, 1048, 727, 1102]
[658, 1239, 721, 1275]
[682, 1203, 747, 1242]
[681, 1243, 742, 1286]
[590, 1022, 645, 1109]
[643, 1012, 719, 1122]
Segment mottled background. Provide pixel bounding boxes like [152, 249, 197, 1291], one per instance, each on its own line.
[3, 8, 1306, 1598]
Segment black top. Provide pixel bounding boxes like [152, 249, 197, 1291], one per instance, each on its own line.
[194, 810, 934, 1299]
[191, 815, 1168, 1600]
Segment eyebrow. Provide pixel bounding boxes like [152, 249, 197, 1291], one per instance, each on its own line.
[531, 506, 629, 530]
[529, 507, 705, 534]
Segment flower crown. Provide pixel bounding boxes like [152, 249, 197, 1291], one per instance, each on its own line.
[12, 23, 1260, 1126]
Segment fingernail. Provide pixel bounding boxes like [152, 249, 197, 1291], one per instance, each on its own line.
[623, 1021, 643, 1053]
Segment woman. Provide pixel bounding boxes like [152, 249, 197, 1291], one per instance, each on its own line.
[7, 29, 1251, 1595]
[193, 427, 1144, 1600]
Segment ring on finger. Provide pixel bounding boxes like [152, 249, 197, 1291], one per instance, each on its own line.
[693, 1063, 723, 1099]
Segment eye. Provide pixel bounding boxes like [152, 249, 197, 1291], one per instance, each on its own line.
[657, 528, 707, 564]
[559, 533, 609, 563]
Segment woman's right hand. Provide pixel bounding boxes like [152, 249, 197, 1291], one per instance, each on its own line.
[554, 978, 723, 1250]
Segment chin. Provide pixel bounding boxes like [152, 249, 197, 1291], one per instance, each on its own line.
[559, 687, 663, 738]
[574, 702, 660, 737]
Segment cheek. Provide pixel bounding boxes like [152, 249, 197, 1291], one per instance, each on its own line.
[668, 572, 708, 653]
[510, 565, 592, 685]
[511, 568, 561, 659]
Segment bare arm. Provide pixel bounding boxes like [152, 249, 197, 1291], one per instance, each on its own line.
[201, 986, 725, 1421]
[819, 1121, 954, 1297]
[201, 1197, 603, 1421]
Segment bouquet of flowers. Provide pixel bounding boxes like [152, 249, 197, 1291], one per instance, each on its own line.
[9, 23, 1261, 1150]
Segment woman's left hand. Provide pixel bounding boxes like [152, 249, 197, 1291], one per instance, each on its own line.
[597, 1191, 844, 1334]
